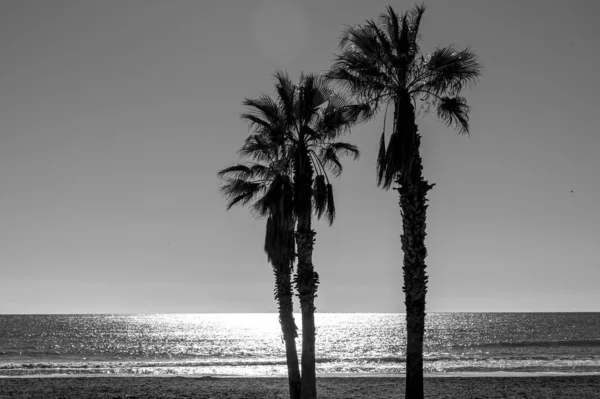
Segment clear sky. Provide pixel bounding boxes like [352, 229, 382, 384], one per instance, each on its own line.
[1, 0, 598, 314]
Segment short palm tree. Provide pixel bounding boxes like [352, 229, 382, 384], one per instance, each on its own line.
[219, 71, 359, 399]
[328, 5, 482, 399]
[218, 156, 300, 398]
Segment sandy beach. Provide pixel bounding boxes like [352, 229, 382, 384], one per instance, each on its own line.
[1, 375, 599, 398]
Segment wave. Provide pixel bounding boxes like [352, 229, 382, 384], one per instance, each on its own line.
[0, 359, 288, 370]
[3, 354, 600, 371]
[455, 340, 600, 349]
[2, 358, 600, 377]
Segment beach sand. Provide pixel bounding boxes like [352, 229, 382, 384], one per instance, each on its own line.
[1, 375, 600, 398]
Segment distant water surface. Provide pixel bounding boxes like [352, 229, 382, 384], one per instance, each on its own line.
[1, 313, 599, 376]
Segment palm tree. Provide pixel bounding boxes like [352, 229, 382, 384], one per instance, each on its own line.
[219, 71, 360, 399]
[328, 5, 482, 399]
[218, 157, 300, 398]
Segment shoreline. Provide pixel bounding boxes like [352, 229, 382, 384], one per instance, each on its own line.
[2, 371, 600, 378]
[1, 375, 599, 398]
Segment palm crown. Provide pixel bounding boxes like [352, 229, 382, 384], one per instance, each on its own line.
[218, 71, 360, 229]
[328, 5, 482, 188]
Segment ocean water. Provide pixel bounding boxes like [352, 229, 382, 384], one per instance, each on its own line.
[1, 313, 599, 377]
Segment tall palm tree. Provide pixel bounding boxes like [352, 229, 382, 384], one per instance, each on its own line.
[219, 71, 360, 399]
[328, 5, 481, 399]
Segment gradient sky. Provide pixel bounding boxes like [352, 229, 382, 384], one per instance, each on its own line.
[1, 0, 598, 314]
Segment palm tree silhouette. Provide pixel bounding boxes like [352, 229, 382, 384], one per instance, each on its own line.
[219, 157, 300, 398]
[328, 6, 482, 398]
[218, 71, 359, 399]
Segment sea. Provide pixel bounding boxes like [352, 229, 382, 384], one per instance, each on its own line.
[1, 313, 599, 377]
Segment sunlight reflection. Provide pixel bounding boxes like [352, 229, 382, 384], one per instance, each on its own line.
[2, 314, 599, 376]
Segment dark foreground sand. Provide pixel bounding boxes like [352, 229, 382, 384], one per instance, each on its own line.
[1, 375, 599, 399]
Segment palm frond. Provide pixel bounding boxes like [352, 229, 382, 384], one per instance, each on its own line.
[314, 106, 355, 139]
[238, 135, 277, 163]
[423, 46, 482, 96]
[270, 157, 291, 175]
[265, 215, 292, 264]
[251, 174, 289, 216]
[328, 142, 360, 160]
[299, 73, 333, 126]
[217, 164, 252, 180]
[327, 58, 388, 101]
[380, 131, 401, 189]
[397, 10, 411, 56]
[339, 24, 380, 58]
[437, 96, 471, 134]
[343, 103, 376, 124]
[264, 215, 276, 260]
[219, 179, 265, 210]
[325, 183, 335, 225]
[242, 94, 281, 125]
[324, 92, 350, 110]
[274, 70, 296, 127]
[338, 49, 387, 81]
[240, 113, 273, 133]
[320, 146, 343, 177]
[366, 19, 393, 59]
[327, 21, 394, 95]
[264, 175, 294, 265]
[376, 132, 386, 186]
[217, 163, 275, 181]
[312, 174, 327, 219]
[380, 6, 400, 51]
[407, 4, 426, 49]
[301, 125, 321, 141]
[318, 142, 359, 178]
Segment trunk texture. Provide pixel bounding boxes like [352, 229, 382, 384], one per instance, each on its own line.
[295, 227, 318, 399]
[275, 269, 301, 399]
[293, 144, 319, 399]
[396, 95, 433, 399]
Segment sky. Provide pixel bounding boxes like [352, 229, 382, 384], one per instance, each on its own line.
[0, 0, 598, 314]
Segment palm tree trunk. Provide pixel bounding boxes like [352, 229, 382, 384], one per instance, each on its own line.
[284, 334, 302, 399]
[396, 98, 433, 399]
[292, 144, 319, 399]
[275, 268, 302, 399]
[295, 225, 318, 399]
